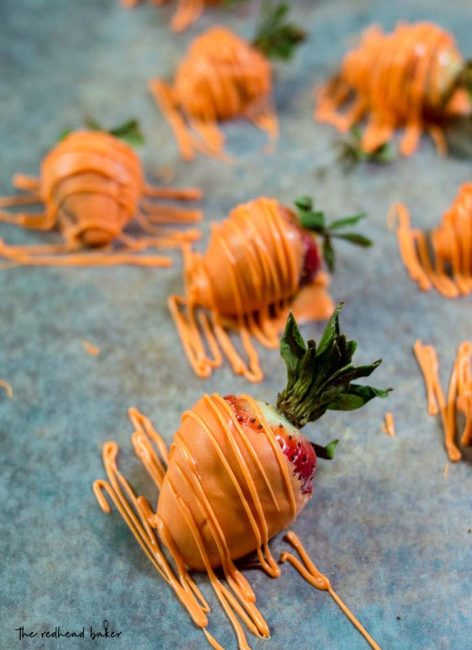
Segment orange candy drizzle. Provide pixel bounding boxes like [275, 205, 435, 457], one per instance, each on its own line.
[0, 131, 202, 268]
[414, 340, 472, 462]
[82, 340, 101, 357]
[94, 397, 293, 649]
[150, 27, 278, 161]
[123, 0, 217, 32]
[394, 183, 472, 298]
[94, 399, 382, 650]
[168, 197, 334, 382]
[281, 532, 382, 650]
[315, 22, 470, 156]
[0, 379, 13, 399]
[382, 412, 396, 438]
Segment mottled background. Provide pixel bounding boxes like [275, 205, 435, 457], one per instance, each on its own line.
[0, 0, 471, 648]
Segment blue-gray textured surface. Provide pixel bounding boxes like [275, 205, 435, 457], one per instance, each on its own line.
[0, 0, 471, 649]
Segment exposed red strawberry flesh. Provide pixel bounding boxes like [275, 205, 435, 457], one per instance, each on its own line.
[273, 428, 317, 494]
[279, 204, 321, 287]
[278, 204, 321, 286]
[225, 395, 317, 495]
[299, 228, 321, 286]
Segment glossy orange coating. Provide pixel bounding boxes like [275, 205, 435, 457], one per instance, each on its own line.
[94, 401, 383, 649]
[315, 22, 471, 156]
[150, 27, 278, 161]
[169, 197, 333, 382]
[156, 394, 306, 570]
[0, 131, 203, 268]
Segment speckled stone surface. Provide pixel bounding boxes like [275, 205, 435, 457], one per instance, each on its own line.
[1, 1, 471, 649]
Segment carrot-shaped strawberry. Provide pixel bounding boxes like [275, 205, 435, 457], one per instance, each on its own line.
[0, 121, 202, 268]
[150, 1, 305, 160]
[169, 195, 371, 381]
[393, 182, 472, 298]
[94, 307, 390, 649]
[315, 22, 472, 156]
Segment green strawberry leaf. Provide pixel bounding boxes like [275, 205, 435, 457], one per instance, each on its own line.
[276, 306, 391, 428]
[311, 439, 339, 460]
[280, 312, 307, 381]
[322, 237, 335, 273]
[326, 384, 391, 411]
[294, 196, 314, 212]
[58, 128, 72, 142]
[109, 119, 145, 146]
[294, 197, 372, 272]
[329, 213, 366, 230]
[252, 0, 306, 61]
[317, 302, 342, 355]
[299, 210, 326, 231]
[57, 118, 144, 147]
[332, 232, 372, 247]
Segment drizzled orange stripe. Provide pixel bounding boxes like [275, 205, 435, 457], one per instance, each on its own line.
[169, 197, 333, 381]
[94, 397, 298, 649]
[414, 340, 472, 462]
[151, 27, 277, 161]
[315, 22, 470, 156]
[94, 401, 383, 649]
[0, 130, 202, 268]
[82, 340, 100, 356]
[393, 184, 472, 298]
[280, 532, 382, 650]
[94, 432, 210, 629]
[383, 412, 396, 437]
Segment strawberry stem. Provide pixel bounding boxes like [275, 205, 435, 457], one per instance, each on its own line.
[294, 196, 372, 273]
[252, 1, 306, 61]
[276, 305, 391, 429]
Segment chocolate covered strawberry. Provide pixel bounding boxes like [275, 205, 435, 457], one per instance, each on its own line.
[94, 306, 390, 647]
[170, 195, 372, 382]
[155, 305, 390, 569]
[225, 395, 318, 496]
